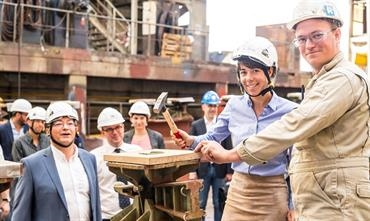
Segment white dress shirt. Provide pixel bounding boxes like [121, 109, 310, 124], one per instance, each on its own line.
[51, 145, 90, 221]
[90, 139, 142, 219]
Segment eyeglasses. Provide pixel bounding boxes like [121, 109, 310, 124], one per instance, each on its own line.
[292, 29, 336, 48]
[102, 125, 123, 133]
[52, 120, 76, 129]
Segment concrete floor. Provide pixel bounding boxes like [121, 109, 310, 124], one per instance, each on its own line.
[204, 190, 215, 221]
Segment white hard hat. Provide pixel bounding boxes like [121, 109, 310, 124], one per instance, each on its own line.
[232, 36, 278, 70]
[97, 107, 125, 130]
[27, 106, 47, 121]
[46, 101, 79, 124]
[287, 0, 343, 30]
[128, 101, 151, 118]
[10, 98, 32, 113]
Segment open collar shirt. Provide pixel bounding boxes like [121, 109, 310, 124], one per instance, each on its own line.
[51, 145, 90, 221]
[192, 92, 298, 176]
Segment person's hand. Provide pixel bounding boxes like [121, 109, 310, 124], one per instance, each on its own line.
[287, 209, 295, 221]
[170, 129, 194, 149]
[194, 140, 240, 164]
[0, 199, 10, 220]
[225, 173, 233, 182]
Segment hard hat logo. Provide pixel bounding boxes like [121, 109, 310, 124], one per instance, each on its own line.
[323, 5, 335, 17]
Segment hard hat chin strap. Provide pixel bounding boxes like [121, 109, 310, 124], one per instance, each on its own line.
[248, 84, 274, 97]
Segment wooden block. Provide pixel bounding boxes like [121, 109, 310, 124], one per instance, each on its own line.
[0, 160, 22, 180]
[104, 149, 201, 165]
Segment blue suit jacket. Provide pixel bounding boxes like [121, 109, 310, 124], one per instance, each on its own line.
[0, 121, 28, 161]
[12, 147, 102, 221]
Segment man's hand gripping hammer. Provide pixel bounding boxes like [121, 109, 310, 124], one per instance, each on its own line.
[153, 92, 186, 148]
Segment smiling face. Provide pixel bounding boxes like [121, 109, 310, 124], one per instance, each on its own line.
[130, 114, 148, 130]
[101, 123, 124, 147]
[294, 18, 341, 73]
[28, 119, 45, 135]
[238, 63, 272, 97]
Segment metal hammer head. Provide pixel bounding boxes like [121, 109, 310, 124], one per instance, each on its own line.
[153, 92, 168, 114]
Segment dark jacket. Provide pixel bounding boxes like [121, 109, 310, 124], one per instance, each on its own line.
[124, 128, 165, 149]
[189, 118, 233, 178]
[0, 121, 28, 161]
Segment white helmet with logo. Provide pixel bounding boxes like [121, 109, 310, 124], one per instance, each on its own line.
[97, 107, 125, 130]
[287, 0, 343, 30]
[46, 101, 78, 124]
[27, 106, 47, 121]
[232, 36, 278, 70]
[10, 98, 32, 113]
[128, 101, 151, 118]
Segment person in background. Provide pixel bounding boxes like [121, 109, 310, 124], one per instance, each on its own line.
[195, 0, 370, 220]
[0, 98, 32, 161]
[124, 101, 165, 149]
[172, 37, 297, 221]
[91, 107, 142, 221]
[12, 106, 50, 162]
[0, 98, 32, 221]
[12, 101, 101, 221]
[189, 90, 233, 221]
[0, 98, 8, 125]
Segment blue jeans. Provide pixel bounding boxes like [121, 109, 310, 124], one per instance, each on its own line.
[199, 164, 225, 221]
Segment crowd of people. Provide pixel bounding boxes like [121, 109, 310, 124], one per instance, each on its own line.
[1, 0, 369, 221]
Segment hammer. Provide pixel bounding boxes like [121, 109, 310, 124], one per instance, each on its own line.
[153, 92, 185, 148]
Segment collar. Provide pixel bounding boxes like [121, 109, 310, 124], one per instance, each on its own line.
[245, 91, 279, 111]
[51, 144, 78, 161]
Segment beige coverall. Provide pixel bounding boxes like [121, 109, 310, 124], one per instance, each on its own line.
[236, 52, 370, 221]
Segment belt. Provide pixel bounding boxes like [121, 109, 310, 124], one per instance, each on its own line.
[290, 157, 369, 173]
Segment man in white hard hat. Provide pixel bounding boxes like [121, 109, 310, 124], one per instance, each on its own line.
[12, 106, 50, 162]
[12, 101, 102, 221]
[0, 98, 32, 161]
[124, 101, 165, 149]
[193, 0, 370, 220]
[91, 107, 142, 221]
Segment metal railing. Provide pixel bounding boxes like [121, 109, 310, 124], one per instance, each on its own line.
[0, 0, 207, 58]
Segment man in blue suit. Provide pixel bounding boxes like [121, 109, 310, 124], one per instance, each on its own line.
[12, 101, 102, 221]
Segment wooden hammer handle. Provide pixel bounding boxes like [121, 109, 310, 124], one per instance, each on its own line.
[162, 108, 179, 133]
[162, 109, 186, 148]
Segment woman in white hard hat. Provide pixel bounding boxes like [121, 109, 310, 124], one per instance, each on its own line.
[124, 101, 165, 150]
[195, 0, 370, 220]
[172, 36, 298, 221]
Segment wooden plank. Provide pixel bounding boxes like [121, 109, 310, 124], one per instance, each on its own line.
[0, 160, 22, 179]
[104, 149, 201, 165]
